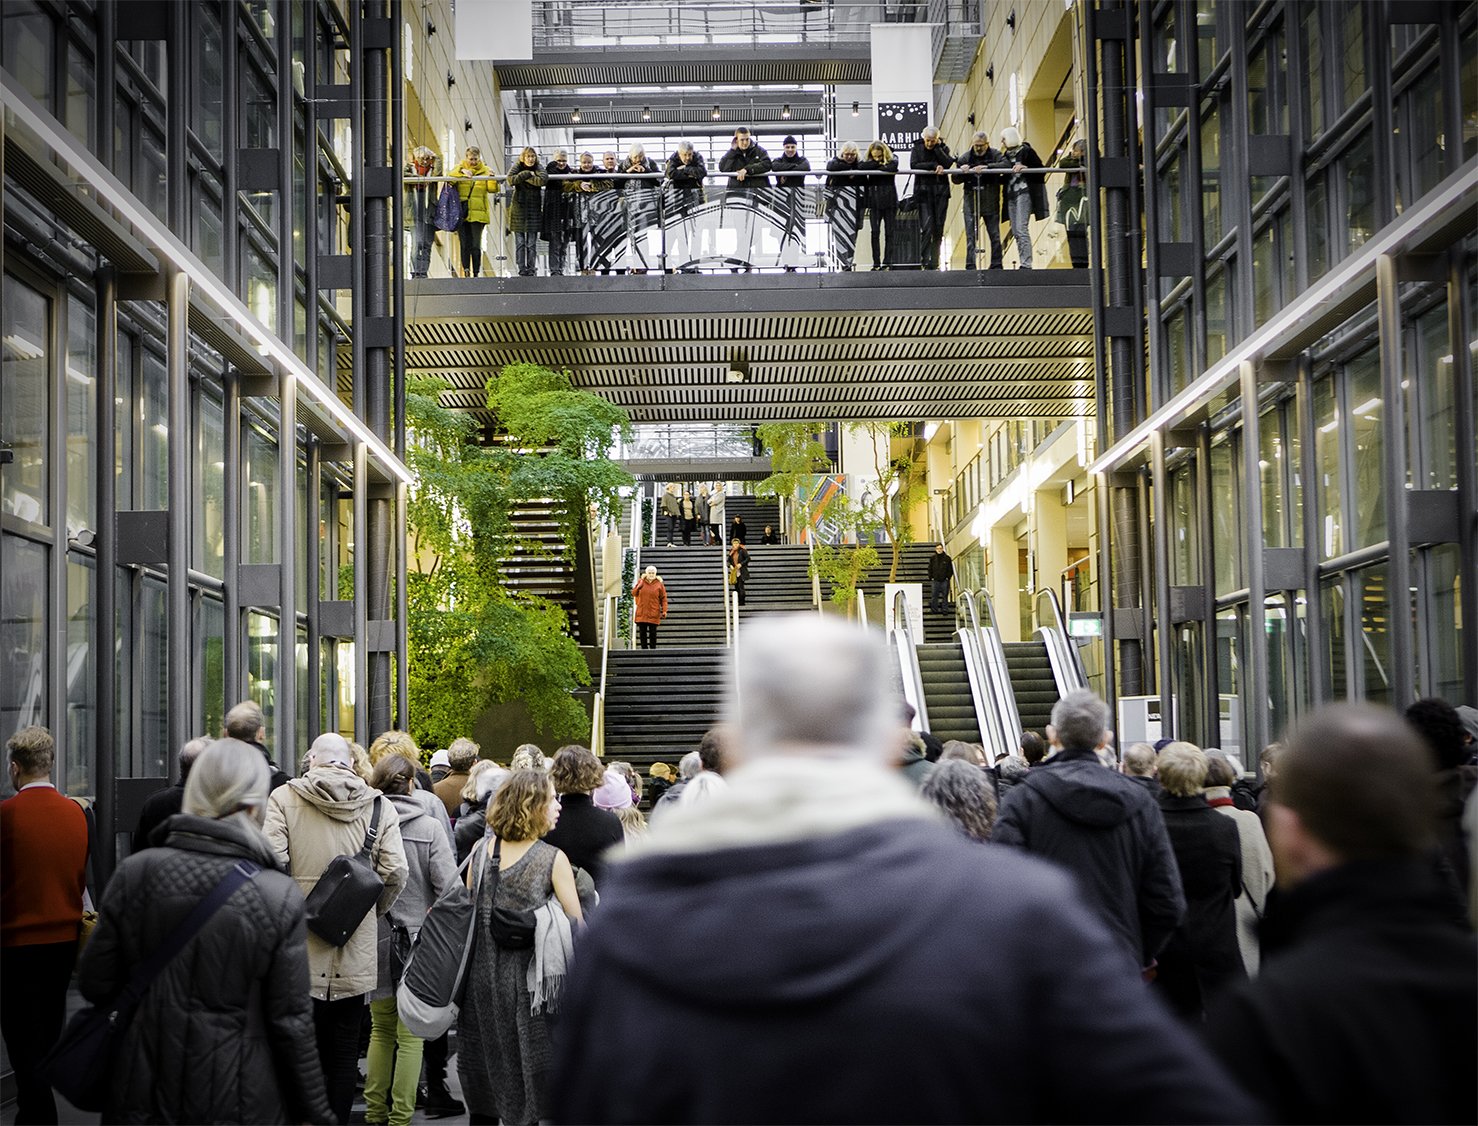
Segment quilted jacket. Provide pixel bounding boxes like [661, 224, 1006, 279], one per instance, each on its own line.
[264, 767, 408, 1000]
[77, 814, 333, 1124]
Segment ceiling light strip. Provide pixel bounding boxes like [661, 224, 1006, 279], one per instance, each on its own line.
[1, 74, 415, 486]
[1086, 157, 1477, 479]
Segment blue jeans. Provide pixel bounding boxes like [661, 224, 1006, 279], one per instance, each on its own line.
[931, 578, 950, 613]
[515, 231, 539, 275]
[963, 193, 1002, 270]
[1007, 189, 1033, 268]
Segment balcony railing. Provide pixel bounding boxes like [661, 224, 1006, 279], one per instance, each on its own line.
[405, 164, 1087, 278]
[531, 0, 930, 50]
[616, 424, 758, 460]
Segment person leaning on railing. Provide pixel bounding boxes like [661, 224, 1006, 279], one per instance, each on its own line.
[858, 141, 900, 270]
[619, 144, 662, 273]
[506, 146, 548, 277]
[771, 135, 812, 271]
[665, 141, 709, 272]
[999, 126, 1047, 269]
[824, 142, 864, 271]
[953, 131, 1004, 270]
[541, 149, 580, 277]
[452, 146, 494, 278]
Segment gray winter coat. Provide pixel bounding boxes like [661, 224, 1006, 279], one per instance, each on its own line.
[372, 792, 458, 999]
[77, 814, 333, 1124]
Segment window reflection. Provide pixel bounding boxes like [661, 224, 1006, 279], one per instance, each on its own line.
[67, 295, 97, 539]
[1, 536, 49, 740]
[1313, 376, 1342, 558]
[1347, 352, 1384, 547]
[66, 557, 96, 795]
[2, 276, 50, 525]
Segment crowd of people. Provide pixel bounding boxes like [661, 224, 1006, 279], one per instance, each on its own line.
[404, 124, 1087, 278]
[2, 615, 1475, 1124]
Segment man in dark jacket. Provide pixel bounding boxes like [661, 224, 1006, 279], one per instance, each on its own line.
[133, 735, 209, 851]
[993, 689, 1186, 972]
[908, 127, 953, 269]
[927, 543, 953, 614]
[225, 698, 291, 792]
[1122, 741, 1162, 796]
[1204, 703, 1478, 1124]
[719, 128, 772, 269]
[551, 616, 1258, 1124]
[770, 135, 812, 269]
[953, 130, 1004, 269]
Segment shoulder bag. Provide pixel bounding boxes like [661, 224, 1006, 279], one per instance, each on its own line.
[487, 838, 538, 950]
[304, 800, 385, 947]
[396, 850, 479, 1039]
[41, 860, 261, 1112]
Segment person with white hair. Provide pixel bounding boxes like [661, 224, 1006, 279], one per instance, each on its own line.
[264, 732, 408, 1124]
[824, 141, 865, 270]
[551, 617, 1257, 1123]
[993, 689, 1185, 975]
[455, 759, 510, 863]
[952, 129, 1004, 269]
[632, 563, 668, 649]
[998, 125, 1047, 268]
[908, 126, 953, 269]
[664, 139, 709, 269]
[620, 142, 661, 271]
[77, 739, 334, 1124]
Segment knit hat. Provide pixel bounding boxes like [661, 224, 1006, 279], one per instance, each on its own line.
[1457, 705, 1478, 745]
[592, 768, 634, 811]
[782, 135, 797, 146]
[429, 749, 451, 770]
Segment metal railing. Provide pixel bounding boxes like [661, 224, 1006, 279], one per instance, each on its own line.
[857, 588, 870, 628]
[592, 592, 619, 755]
[404, 165, 1077, 278]
[616, 423, 756, 460]
[722, 538, 734, 647]
[974, 588, 1025, 755]
[530, 0, 929, 49]
[954, 589, 1010, 765]
[1033, 587, 1089, 694]
[891, 589, 929, 732]
[628, 492, 643, 641]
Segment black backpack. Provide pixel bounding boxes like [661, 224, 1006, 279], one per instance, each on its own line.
[303, 800, 385, 946]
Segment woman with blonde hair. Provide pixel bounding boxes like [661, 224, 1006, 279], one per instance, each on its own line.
[824, 141, 865, 269]
[452, 144, 493, 277]
[456, 759, 510, 862]
[78, 740, 333, 1123]
[858, 140, 899, 269]
[458, 770, 583, 1125]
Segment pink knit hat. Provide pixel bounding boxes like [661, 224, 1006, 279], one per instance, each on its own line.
[592, 768, 634, 811]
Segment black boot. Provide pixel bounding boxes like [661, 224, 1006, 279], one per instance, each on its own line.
[422, 1080, 464, 1119]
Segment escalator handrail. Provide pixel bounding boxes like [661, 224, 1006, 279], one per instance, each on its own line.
[891, 589, 929, 732]
[972, 588, 1024, 759]
[953, 590, 1004, 764]
[1033, 588, 1089, 692]
[594, 592, 617, 755]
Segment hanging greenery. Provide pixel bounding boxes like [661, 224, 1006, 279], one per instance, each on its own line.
[404, 368, 633, 749]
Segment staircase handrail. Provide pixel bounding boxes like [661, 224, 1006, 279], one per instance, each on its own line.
[954, 590, 1009, 765]
[857, 588, 869, 628]
[974, 588, 1025, 756]
[593, 592, 618, 756]
[807, 529, 822, 613]
[721, 536, 733, 647]
[731, 589, 742, 712]
[891, 589, 929, 732]
[629, 492, 643, 642]
[1033, 588, 1089, 693]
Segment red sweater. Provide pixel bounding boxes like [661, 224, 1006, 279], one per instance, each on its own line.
[0, 785, 89, 947]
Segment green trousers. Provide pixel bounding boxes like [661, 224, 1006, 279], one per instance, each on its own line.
[364, 996, 425, 1126]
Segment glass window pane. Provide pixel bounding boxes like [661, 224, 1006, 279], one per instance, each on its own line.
[1215, 606, 1244, 756]
[1252, 224, 1278, 327]
[196, 391, 226, 576]
[247, 611, 280, 752]
[1205, 269, 1228, 365]
[1339, 3, 1366, 113]
[1170, 465, 1199, 585]
[197, 595, 225, 739]
[1419, 544, 1464, 701]
[1, 535, 49, 739]
[1462, 27, 1477, 164]
[1348, 352, 1385, 547]
[1201, 110, 1221, 246]
[246, 423, 279, 564]
[1302, 4, 1324, 138]
[1259, 407, 1286, 549]
[1306, 171, 1329, 280]
[1210, 435, 1242, 593]
[66, 295, 97, 539]
[1263, 595, 1292, 743]
[1, 1, 55, 112]
[1320, 576, 1347, 700]
[65, 41, 96, 148]
[1313, 375, 1343, 558]
[1399, 67, 1446, 211]
[1355, 563, 1391, 708]
[141, 348, 168, 510]
[2, 276, 50, 525]
[191, 4, 224, 160]
[65, 555, 96, 796]
[1344, 132, 1375, 255]
[136, 576, 168, 777]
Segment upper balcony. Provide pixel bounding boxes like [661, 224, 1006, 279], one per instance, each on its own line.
[497, 0, 981, 87]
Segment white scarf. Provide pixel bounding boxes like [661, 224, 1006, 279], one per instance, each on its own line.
[526, 899, 574, 1014]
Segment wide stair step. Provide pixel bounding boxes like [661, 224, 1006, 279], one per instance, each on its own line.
[1001, 639, 1060, 737]
[602, 647, 732, 790]
[916, 641, 982, 744]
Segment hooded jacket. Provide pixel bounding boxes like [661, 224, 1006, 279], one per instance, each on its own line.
[78, 814, 333, 1124]
[1205, 858, 1478, 1125]
[718, 140, 773, 192]
[550, 756, 1259, 1124]
[372, 791, 457, 999]
[264, 766, 409, 1000]
[993, 747, 1185, 967]
[453, 158, 494, 224]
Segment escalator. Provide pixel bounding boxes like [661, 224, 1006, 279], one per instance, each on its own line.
[971, 589, 1089, 744]
[915, 643, 982, 744]
[1000, 640, 1059, 736]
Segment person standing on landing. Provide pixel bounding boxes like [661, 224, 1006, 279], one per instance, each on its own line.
[928, 543, 953, 614]
[633, 565, 668, 649]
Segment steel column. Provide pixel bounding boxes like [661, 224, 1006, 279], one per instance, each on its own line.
[1449, 252, 1478, 705]
[306, 439, 322, 739]
[223, 370, 243, 701]
[1150, 431, 1174, 733]
[392, 0, 409, 731]
[1376, 254, 1414, 708]
[1239, 361, 1267, 758]
[94, 266, 118, 881]
[353, 441, 369, 742]
[277, 371, 297, 769]
[166, 269, 190, 784]
[1295, 358, 1325, 707]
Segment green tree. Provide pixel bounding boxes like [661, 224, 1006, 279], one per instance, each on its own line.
[849, 422, 929, 581]
[404, 369, 633, 749]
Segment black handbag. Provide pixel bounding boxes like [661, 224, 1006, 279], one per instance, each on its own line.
[486, 838, 537, 950]
[41, 860, 261, 1112]
[304, 801, 385, 947]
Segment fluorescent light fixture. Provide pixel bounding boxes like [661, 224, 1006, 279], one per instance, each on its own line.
[642, 106, 651, 121]
[851, 101, 860, 117]
[1352, 397, 1381, 416]
[712, 105, 721, 119]
[571, 107, 581, 122]
[1, 72, 414, 485]
[781, 103, 791, 119]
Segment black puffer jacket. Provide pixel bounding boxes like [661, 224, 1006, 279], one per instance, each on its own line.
[993, 748, 1185, 968]
[78, 814, 332, 1124]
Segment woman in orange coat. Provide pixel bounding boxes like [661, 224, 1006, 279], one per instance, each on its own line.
[632, 565, 668, 649]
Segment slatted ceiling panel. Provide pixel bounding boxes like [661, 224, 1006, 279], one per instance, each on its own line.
[494, 58, 870, 88]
